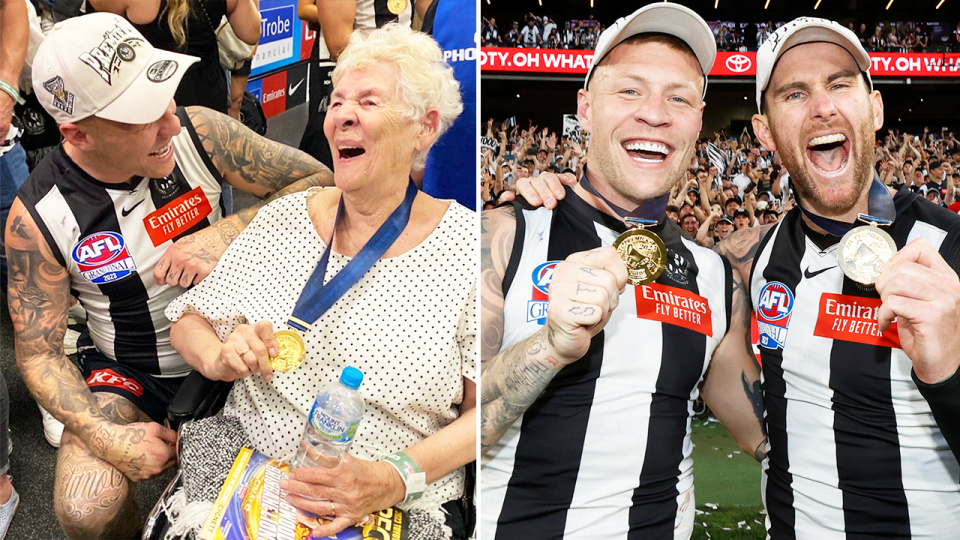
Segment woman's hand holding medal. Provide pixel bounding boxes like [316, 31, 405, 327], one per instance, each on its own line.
[215, 321, 280, 382]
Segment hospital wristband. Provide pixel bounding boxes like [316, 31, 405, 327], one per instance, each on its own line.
[383, 451, 426, 504]
[0, 78, 23, 105]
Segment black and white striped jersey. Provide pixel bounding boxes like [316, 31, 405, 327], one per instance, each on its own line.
[751, 190, 960, 539]
[314, 0, 412, 58]
[482, 189, 733, 539]
[17, 108, 224, 377]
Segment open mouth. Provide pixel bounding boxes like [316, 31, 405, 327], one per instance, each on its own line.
[149, 142, 173, 160]
[338, 146, 366, 160]
[624, 140, 671, 163]
[806, 133, 849, 175]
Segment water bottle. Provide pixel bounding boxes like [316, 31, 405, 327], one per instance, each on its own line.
[293, 366, 364, 469]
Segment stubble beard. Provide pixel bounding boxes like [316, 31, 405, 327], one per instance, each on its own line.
[588, 138, 695, 207]
[772, 118, 875, 217]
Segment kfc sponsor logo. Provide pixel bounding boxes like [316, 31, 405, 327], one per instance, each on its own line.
[143, 186, 213, 246]
[813, 293, 901, 348]
[725, 54, 752, 73]
[635, 283, 712, 336]
[86, 369, 144, 397]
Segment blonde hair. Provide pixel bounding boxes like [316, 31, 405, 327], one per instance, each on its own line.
[332, 24, 463, 171]
[163, 0, 191, 49]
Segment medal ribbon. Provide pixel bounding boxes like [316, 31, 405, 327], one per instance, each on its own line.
[580, 174, 669, 223]
[792, 173, 895, 237]
[286, 180, 418, 332]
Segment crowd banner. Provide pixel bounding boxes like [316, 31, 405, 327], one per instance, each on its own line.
[481, 48, 960, 78]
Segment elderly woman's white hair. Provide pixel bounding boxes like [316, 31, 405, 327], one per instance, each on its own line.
[332, 24, 463, 171]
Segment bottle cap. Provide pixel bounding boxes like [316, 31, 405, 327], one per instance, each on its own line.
[340, 366, 364, 389]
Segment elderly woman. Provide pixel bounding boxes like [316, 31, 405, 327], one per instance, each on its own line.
[166, 24, 474, 539]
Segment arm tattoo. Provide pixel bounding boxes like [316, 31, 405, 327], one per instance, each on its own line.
[7, 214, 115, 460]
[741, 372, 767, 438]
[189, 106, 333, 198]
[10, 215, 30, 239]
[713, 224, 774, 282]
[480, 207, 515, 361]
[481, 329, 562, 454]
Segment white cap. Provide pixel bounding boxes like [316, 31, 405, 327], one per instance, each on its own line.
[756, 16, 872, 112]
[31, 12, 199, 125]
[584, 3, 716, 98]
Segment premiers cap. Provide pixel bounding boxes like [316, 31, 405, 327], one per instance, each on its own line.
[31, 12, 199, 125]
[584, 3, 716, 97]
[756, 16, 872, 112]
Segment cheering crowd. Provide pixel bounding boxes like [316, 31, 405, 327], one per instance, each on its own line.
[482, 118, 960, 246]
[483, 14, 960, 53]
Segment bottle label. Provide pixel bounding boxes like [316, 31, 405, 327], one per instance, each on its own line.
[309, 403, 359, 444]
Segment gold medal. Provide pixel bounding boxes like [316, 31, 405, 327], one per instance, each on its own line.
[837, 223, 897, 285]
[387, 0, 406, 15]
[269, 330, 306, 372]
[613, 228, 666, 286]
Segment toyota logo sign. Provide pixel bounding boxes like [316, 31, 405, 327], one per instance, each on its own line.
[726, 54, 752, 73]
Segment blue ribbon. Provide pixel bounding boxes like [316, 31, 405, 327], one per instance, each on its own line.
[286, 180, 418, 332]
[792, 173, 895, 237]
[580, 174, 669, 222]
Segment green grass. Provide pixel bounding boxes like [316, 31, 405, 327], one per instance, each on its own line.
[690, 419, 766, 539]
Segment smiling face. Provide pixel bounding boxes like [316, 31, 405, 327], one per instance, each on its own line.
[753, 42, 882, 220]
[681, 214, 700, 236]
[324, 63, 424, 191]
[78, 100, 182, 181]
[577, 37, 705, 207]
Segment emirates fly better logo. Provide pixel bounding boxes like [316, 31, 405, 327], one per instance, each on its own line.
[725, 54, 752, 73]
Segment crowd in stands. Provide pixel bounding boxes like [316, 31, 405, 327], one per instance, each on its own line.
[483, 14, 960, 53]
[481, 117, 960, 248]
[482, 13, 604, 49]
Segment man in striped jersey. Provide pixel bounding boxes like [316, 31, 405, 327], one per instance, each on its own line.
[720, 17, 960, 539]
[480, 5, 768, 539]
[4, 14, 333, 539]
[525, 16, 960, 538]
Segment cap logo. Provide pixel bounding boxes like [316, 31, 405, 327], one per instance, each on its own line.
[146, 60, 178, 83]
[78, 21, 144, 85]
[725, 54, 752, 73]
[42, 76, 75, 115]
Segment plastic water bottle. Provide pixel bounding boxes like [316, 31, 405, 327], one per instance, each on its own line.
[293, 366, 364, 469]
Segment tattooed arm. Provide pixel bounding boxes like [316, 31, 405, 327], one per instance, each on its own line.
[699, 266, 768, 462]
[5, 200, 177, 481]
[153, 106, 335, 287]
[712, 223, 775, 286]
[480, 207, 627, 454]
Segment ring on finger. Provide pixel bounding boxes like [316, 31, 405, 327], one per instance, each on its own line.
[236, 345, 250, 357]
[330, 501, 336, 517]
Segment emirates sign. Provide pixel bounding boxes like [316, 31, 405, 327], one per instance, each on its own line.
[480, 48, 960, 78]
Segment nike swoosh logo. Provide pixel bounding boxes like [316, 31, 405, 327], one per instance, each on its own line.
[803, 266, 836, 279]
[121, 199, 145, 217]
[289, 78, 305, 96]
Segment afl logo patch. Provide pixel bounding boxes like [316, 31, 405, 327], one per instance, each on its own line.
[756, 281, 794, 349]
[528, 261, 559, 325]
[146, 60, 178, 83]
[71, 232, 137, 284]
